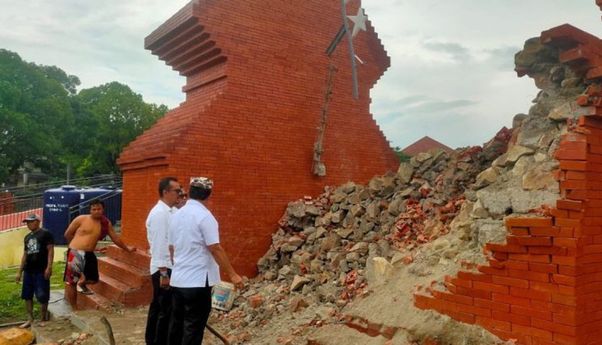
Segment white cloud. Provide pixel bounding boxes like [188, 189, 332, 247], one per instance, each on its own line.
[363, 0, 601, 148]
[1, 0, 601, 148]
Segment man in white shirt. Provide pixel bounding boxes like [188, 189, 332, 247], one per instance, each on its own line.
[167, 177, 243, 345]
[145, 177, 181, 345]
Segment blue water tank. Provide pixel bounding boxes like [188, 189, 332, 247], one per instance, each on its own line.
[42, 185, 80, 245]
[43, 185, 123, 245]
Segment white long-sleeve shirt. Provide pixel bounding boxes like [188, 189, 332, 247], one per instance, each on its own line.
[146, 200, 174, 274]
[168, 199, 220, 288]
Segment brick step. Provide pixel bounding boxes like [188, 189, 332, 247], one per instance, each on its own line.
[76, 290, 118, 312]
[89, 274, 134, 301]
[105, 245, 150, 271]
[89, 274, 153, 307]
[97, 256, 149, 287]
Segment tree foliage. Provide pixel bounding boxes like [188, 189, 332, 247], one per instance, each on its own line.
[393, 146, 411, 163]
[0, 49, 168, 184]
[71, 82, 168, 176]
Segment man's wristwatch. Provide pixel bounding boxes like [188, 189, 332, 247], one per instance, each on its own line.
[160, 270, 169, 278]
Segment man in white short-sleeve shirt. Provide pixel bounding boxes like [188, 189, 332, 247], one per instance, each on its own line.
[144, 177, 181, 345]
[167, 177, 243, 345]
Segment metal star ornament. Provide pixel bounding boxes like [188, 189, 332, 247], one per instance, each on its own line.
[347, 7, 367, 38]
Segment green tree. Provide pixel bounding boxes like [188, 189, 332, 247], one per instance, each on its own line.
[0, 49, 167, 184]
[0, 49, 76, 182]
[71, 82, 168, 176]
[393, 146, 411, 163]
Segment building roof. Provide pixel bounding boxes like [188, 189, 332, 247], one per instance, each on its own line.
[401, 136, 454, 156]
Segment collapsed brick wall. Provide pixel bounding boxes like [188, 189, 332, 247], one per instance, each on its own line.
[117, 0, 399, 277]
[415, 24, 602, 345]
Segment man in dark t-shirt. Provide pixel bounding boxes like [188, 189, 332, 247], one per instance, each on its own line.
[15, 213, 54, 328]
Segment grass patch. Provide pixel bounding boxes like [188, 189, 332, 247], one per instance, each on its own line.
[0, 262, 65, 323]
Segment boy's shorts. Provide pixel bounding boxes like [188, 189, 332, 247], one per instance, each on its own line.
[21, 271, 50, 303]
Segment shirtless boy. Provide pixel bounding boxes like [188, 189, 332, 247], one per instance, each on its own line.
[64, 199, 134, 298]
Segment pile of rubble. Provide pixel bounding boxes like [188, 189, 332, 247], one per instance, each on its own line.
[210, 132, 513, 343]
[257, 132, 510, 302]
[208, 35, 591, 344]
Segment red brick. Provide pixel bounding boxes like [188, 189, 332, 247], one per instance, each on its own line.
[552, 274, 577, 286]
[508, 269, 550, 283]
[457, 271, 492, 283]
[555, 218, 582, 228]
[555, 148, 587, 161]
[456, 303, 491, 317]
[552, 312, 579, 326]
[554, 238, 580, 248]
[477, 265, 507, 276]
[559, 161, 587, 171]
[485, 243, 528, 254]
[553, 332, 578, 345]
[475, 316, 511, 332]
[474, 298, 510, 312]
[506, 217, 553, 228]
[512, 236, 553, 247]
[529, 246, 567, 255]
[551, 208, 569, 219]
[248, 294, 264, 308]
[506, 260, 530, 270]
[530, 227, 560, 236]
[529, 263, 558, 274]
[583, 244, 602, 254]
[431, 290, 473, 306]
[552, 256, 577, 266]
[512, 323, 553, 341]
[530, 281, 560, 294]
[532, 318, 577, 336]
[511, 305, 552, 321]
[446, 310, 476, 324]
[556, 200, 583, 211]
[456, 285, 493, 300]
[510, 227, 530, 236]
[552, 293, 577, 306]
[508, 253, 551, 263]
[472, 281, 509, 295]
[447, 276, 472, 288]
[510, 287, 552, 302]
[492, 293, 531, 307]
[492, 310, 531, 326]
[414, 293, 434, 310]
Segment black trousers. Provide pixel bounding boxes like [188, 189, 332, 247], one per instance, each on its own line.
[168, 284, 212, 345]
[145, 270, 172, 345]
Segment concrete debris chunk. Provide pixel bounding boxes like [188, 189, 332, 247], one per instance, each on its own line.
[290, 275, 311, 291]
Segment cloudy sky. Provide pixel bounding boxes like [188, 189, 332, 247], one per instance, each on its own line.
[1, 1, 601, 149]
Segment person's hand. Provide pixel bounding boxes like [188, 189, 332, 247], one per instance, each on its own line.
[230, 273, 244, 290]
[159, 275, 170, 289]
[44, 267, 52, 280]
[15, 271, 22, 284]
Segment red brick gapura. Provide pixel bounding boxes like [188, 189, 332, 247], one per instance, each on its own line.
[117, 1, 398, 277]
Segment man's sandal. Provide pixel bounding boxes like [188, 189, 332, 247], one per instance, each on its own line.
[76, 285, 94, 295]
